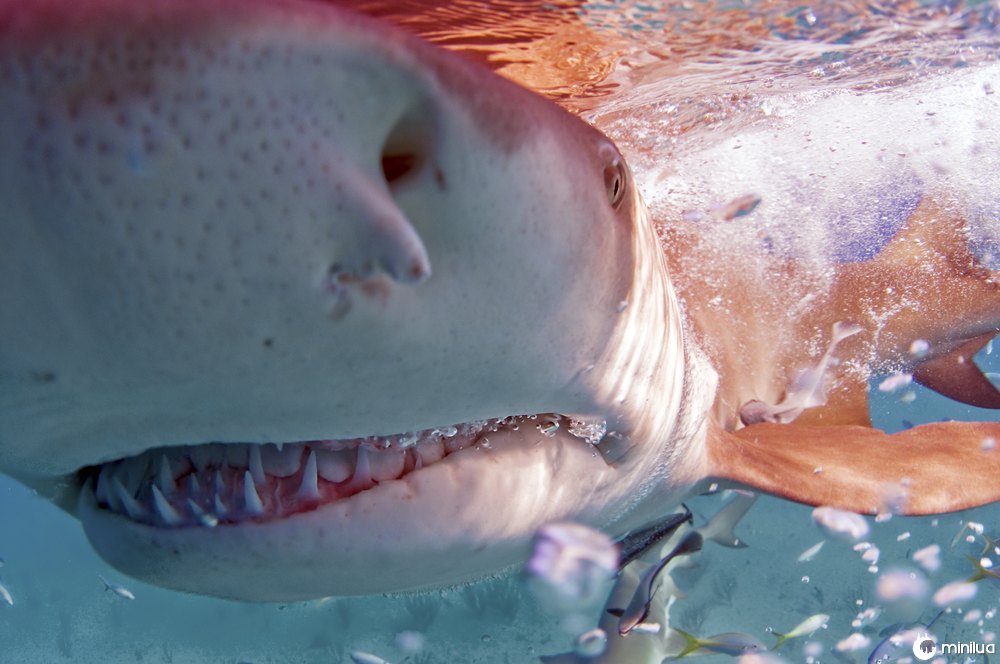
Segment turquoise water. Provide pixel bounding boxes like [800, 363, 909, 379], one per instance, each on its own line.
[2, 1, 1000, 663]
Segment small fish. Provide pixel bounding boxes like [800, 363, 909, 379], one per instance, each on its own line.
[616, 507, 693, 568]
[867, 610, 943, 664]
[771, 613, 829, 649]
[714, 193, 762, 221]
[97, 574, 135, 600]
[0, 581, 12, 606]
[350, 651, 393, 664]
[673, 630, 767, 658]
[611, 531, 703, 635]
[797, 540, 825, 562]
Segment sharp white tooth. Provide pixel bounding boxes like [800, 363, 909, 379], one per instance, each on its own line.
[96, 466, 116, 508]
[296, 449, 320, 501]
[187, 498, 218, 528]
[156, 454, 175, 494]
[214, 494, 228, 516]
[316, 449, 353, 483]
[186, 474, 202, 499]
[151, 485, 184, 527]
[275, 442, 284, 452]
[248, 445, 266, 485]
[112, 477, 147, 520]
[243, 470, 265, 515]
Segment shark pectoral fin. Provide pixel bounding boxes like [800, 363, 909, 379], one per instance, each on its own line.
[706, 420, 1000, 515]
[912, 333, 1000, 409]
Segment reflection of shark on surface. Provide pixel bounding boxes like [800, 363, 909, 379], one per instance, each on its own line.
[1, 0, 999, 627]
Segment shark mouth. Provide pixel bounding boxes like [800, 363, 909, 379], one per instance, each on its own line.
[80, 414, 610, 529]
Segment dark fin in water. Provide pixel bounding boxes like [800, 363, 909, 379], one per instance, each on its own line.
[706, 420, 1000, 515]
[617, 531, 703, 636]
[616, 507, 693, 568]
[912, 333, 1000, 409]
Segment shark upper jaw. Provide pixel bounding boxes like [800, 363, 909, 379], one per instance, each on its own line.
[0, 0, 694, 600]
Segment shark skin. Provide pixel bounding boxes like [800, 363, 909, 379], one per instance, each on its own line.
[1, 0, 999, 605]
[0, 0, 696, 600]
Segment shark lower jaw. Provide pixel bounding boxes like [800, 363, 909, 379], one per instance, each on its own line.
[75, 413, 623, 600]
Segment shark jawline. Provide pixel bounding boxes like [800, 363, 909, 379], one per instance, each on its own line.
[79, 413, 611, 530]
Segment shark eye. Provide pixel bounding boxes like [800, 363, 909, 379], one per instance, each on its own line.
[604, 156, 627, 209]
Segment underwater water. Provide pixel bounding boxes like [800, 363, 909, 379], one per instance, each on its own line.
[2, 1, 1000, 663]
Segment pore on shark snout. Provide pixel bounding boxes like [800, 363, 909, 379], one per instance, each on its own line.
[0, 0, 695, 600]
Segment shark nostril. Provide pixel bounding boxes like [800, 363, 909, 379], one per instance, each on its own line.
[380, 153, 419, 184]
[379, 103, 435, 189]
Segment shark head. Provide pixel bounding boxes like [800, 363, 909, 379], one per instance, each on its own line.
[0, 0, 703, 600]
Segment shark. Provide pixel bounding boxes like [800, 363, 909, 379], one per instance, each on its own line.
[1, 0, 999, 604]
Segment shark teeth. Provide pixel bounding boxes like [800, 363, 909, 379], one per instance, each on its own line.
[243, 470, 265, 516]
[151, 485, 183, 527]
[295, 449, 320, 501]
[248, 444, 266, 486]
[112, 477, 148, 520]
[85, 414, 609, 529]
